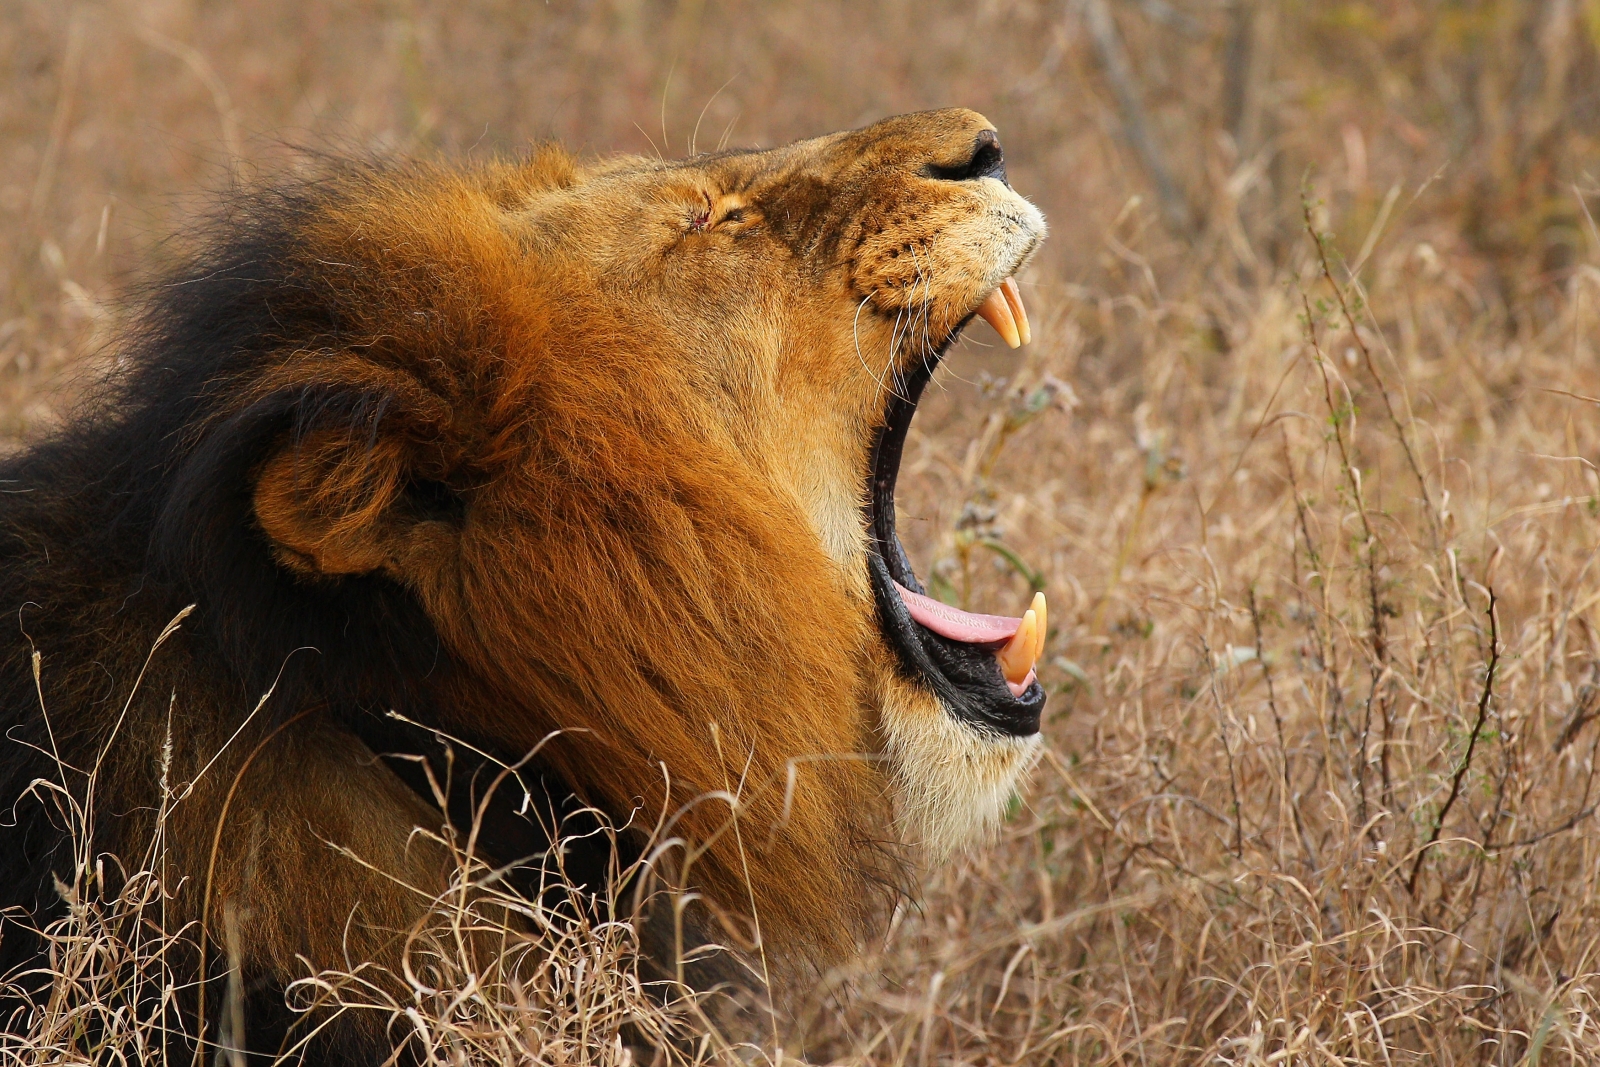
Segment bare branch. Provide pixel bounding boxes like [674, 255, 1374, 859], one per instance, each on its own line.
[1409, 591, 1499, 896]
[1080, 0, 1193, 236]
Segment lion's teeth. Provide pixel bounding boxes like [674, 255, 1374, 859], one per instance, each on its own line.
[976, 286, 1021, 349]
[998, 607, 1039, 685]
[1029, 590, 1047, 660]
[1000, 277, 1031, 346]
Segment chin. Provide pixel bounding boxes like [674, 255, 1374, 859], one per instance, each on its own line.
[876, 667, 1044, 855]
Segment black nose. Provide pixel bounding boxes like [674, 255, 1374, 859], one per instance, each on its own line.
[925, 129, 1007, 184]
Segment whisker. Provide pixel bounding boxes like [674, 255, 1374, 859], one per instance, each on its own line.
[715, 110, 743, 152]
[853, 293, 898, 401]
[899, 241, 939, 395]
[887, 303, 914, 403]
[689, 74, 739, 156]
[888, 251, 927, 400]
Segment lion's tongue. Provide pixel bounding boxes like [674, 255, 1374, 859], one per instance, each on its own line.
[892, 581, 1046, 698]
[894, 581, 1021, 642]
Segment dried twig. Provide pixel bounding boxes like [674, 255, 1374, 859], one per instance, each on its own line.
[1081, 0, 1192, 236]
[1199, 632, 1246, 860]
[1298, 276, 1393, 823]
[1304, 204, 1438, 547]
[1409, 591, 1499, 896]
[1250, 586, 1316, 869]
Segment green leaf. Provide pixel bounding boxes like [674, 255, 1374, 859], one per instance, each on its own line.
[977, 538, 1046, 593]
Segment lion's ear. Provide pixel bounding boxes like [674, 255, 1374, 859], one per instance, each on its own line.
[253, 429, 463, 579]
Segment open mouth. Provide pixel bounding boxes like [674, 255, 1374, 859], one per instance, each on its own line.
[866, 278, 1046, 738]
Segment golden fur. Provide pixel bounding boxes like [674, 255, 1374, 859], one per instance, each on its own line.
[0, 108, 1045, 1058]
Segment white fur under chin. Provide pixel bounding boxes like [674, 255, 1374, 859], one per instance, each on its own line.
[877, 679, 1042, 856]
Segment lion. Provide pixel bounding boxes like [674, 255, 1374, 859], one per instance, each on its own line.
[0, 108, 1047, 1061]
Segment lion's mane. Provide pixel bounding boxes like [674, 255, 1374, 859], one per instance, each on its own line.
[0, 155, 900, 1056]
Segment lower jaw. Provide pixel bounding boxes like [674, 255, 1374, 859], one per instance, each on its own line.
[863, 320, 1045, 739]
[868, 551, 1045, 739]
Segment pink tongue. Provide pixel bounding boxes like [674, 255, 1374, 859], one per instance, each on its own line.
[893, 581, 1023, 644]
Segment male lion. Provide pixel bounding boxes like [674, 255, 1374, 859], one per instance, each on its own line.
[0, 108, 1046, 1061]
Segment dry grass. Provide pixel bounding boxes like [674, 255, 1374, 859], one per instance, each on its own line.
[0, 706, 751, 1065]
[8, 0, 1600, 1063]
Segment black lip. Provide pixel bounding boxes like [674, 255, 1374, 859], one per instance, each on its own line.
[865, 341, 1044, 739]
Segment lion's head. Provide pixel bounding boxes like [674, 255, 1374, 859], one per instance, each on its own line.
[231, 108, 1047, 961]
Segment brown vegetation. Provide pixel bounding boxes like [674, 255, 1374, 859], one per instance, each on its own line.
[6, 1, 1600, 1063]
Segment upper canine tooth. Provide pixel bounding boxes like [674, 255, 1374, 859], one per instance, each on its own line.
[1000, 277, 1031, 346]
[976, 287, 1021, 349]
[998, 608, 1038, 684]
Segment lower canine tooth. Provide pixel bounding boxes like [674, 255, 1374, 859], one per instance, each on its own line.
[998, 608, 1038, 684]
[1029, 591, 1047, 661]
[976, 288, 1022, 349]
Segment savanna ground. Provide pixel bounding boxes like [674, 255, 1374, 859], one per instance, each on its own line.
[5, 1, 1600, 1063]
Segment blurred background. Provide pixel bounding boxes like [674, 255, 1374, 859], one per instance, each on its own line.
[7, 1, 1599, 433]
[10, 3, 1600, 1063]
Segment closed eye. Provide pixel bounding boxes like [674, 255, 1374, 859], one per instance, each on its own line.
[685, 196, 754, 236]
[688, 192, 713, 233]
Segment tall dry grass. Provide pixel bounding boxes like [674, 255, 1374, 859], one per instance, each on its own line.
[7, 0, 1600, 1063]
[0, 701, 753, 1065]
